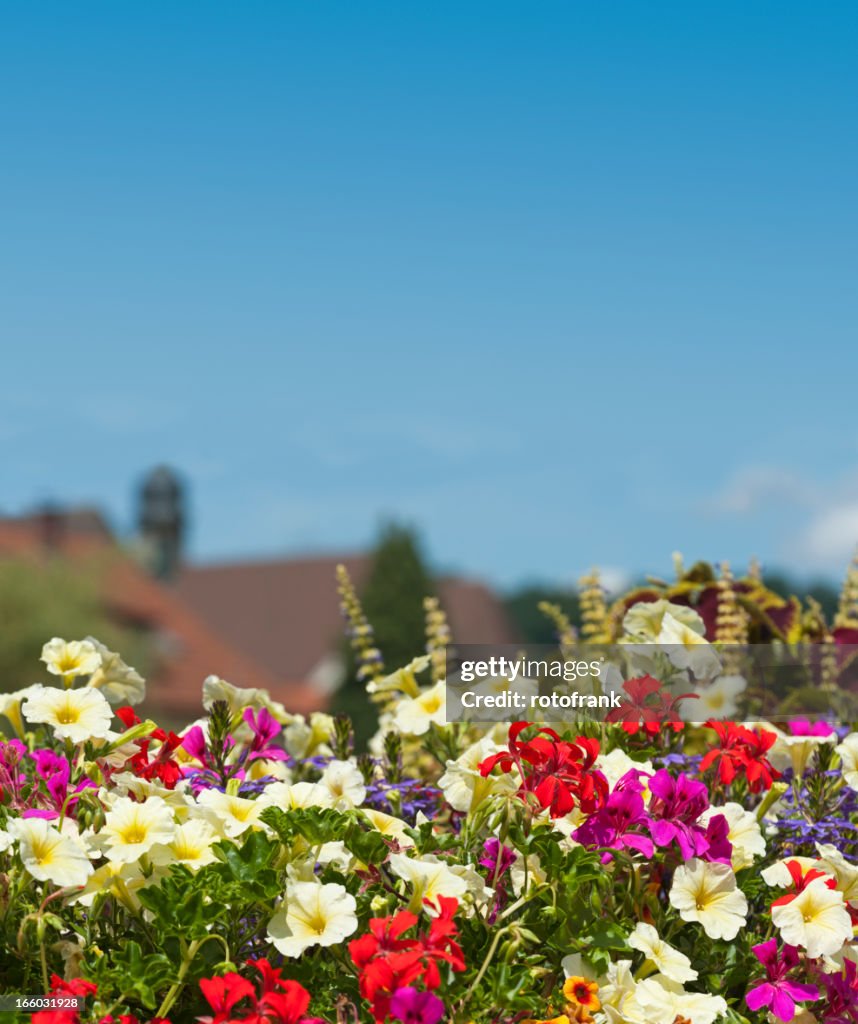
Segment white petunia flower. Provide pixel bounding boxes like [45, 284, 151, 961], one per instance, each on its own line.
[22, 685, 113, 743]
[669, 859, 747, 940]
[836, 733, 858, 791]
[771, 877, 853, 958]
[635, 975, 727, 1024]
[623, 600, 706, 641]
[592, 958, 641, 1024]
[393, 680, 446, 736]
[99, 796, 176, 863]
[41, 637, 102, 680]
[0, 684, 45, 735]
[628, 922, 698, 984]
[320, 759, 366, 809]
[388, 852, 468, 912]
[657, 613, 722, 679]
[70, 860, 147, 910]
[681, 675, 747, 721]
[816, 843, 858, 904]
[196, 789, 268, 838]
[262, 781, 334, 812]
[150, 819, 219, 870]
[85, 638, 145, 705]
[361, 809, 414, 848]
[438, 735, 515, 814]
[7, 817, 93, 887]
[770, 727, 833, 778]
[699, 802, 766, 871]
[762, 857, 818, 888]
[267, 880, 357, 957]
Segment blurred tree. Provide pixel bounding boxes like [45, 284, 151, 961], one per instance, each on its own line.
[505, 585, 581, 644]
[0, 559, 152, 697]
[331, 524, 434, 749]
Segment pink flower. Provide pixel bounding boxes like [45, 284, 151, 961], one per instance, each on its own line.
[745, 939, 819, 1022]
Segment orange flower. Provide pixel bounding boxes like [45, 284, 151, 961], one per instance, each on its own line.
[522, 1017, 570, 1024]
[563, 976, 601, 1012]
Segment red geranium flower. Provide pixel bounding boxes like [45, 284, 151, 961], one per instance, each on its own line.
[348, 897, 466, 1023]
[604, 675, 693, 736]
[197, 959, 321, 1024]
[31, 976, 98, 1024]
[478, 722, 608, 818]
[700, 720, 782, 793]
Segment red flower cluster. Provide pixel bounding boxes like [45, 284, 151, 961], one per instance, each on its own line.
[116, 707, 184, 790]
[31, 975, 171, 1024]
[348, 896, 465, 1023]
[604, 676, 692, 737]
[700, 720, 782, 793]
[478, 722, 608, 818]
[198, 959, 323, 1024]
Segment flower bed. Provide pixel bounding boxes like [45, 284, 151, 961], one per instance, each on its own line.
[2, 561, 858, 1023]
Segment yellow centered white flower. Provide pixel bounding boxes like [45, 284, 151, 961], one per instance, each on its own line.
[836, 733, 858, 791]
[388, 852, 468, 912]
[7, 817, 93, 887]
[771, 876, 852, 958]
[622, 599, 705, 641]
[657, 613, 722, 679]
[682, 675, 747, 721]
[669, 859, 748, 940]
[700, 802, 766, 871]
[85, 637, 146, 705]
[100, 796, 176, 863]
[0, 684, 44, 735]
[628, 922, 698, 984]
[262, 781, 334, 813]
[815, 843, 858, 904]
[361, 808, 415, 848]
[267, 880, 357, 957]
[196, 789, 268, 838]
[41, 637, 102, 679]
[770, 727, 833, 778]
[70, 860, 147, 910]
[22, 685, 113, 743]
[320, 759, 366, 809]
[150, 819, 218, 870]
[393, 680, 447, 736]
[635, 975, 727, 1024]
[439, 735, 516, 814]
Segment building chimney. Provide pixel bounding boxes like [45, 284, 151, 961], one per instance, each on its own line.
[137, 466, 185, 580]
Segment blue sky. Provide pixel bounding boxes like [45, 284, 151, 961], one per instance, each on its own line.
[2, 2, 857, 589]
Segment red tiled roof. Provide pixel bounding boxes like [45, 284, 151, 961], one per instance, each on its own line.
[174, 554, 519, 680]
[0, 513, 321, 722]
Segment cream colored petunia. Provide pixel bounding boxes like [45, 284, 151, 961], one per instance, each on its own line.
[669, 859, 747, 940]
[388, 852, 468, 912]
[657, 613, 722, 679]
[699, 802, 766, 871]
[266, 880, 357, 957]
[681, 675, 747, 721]
[361, 808, 415, 848]
[836, 733, 858, 791]
[393, 680, 446, 736]
[771, 877, 853, 958]
[85, 638, 146, 705]
[99, 795, 176, 863]
[634, 975, 727, 1024]
[22, 685, 113, 743]
[319, 759, 366, 809]
[438, 735, 516, 814]
[628, 922, 698, 984]
[6, 817, 93, 887]
[41, 637, 102, 680]
[149, 819, 219, 870]
[0, 684, 45, 735]
[196, 789, 268, 838]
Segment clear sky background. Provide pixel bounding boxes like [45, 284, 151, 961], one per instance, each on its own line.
[2, 2, 857, 589]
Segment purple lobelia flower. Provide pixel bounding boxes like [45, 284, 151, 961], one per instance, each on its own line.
[390, 987, 445, 1024]
[745, 940, 819, 1022]
[573, 769, 654, 862]
[647, 769, 721, 860]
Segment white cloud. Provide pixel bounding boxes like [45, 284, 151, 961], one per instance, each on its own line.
[705, 466, 814, 515]
[801, 501, 858, 565]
